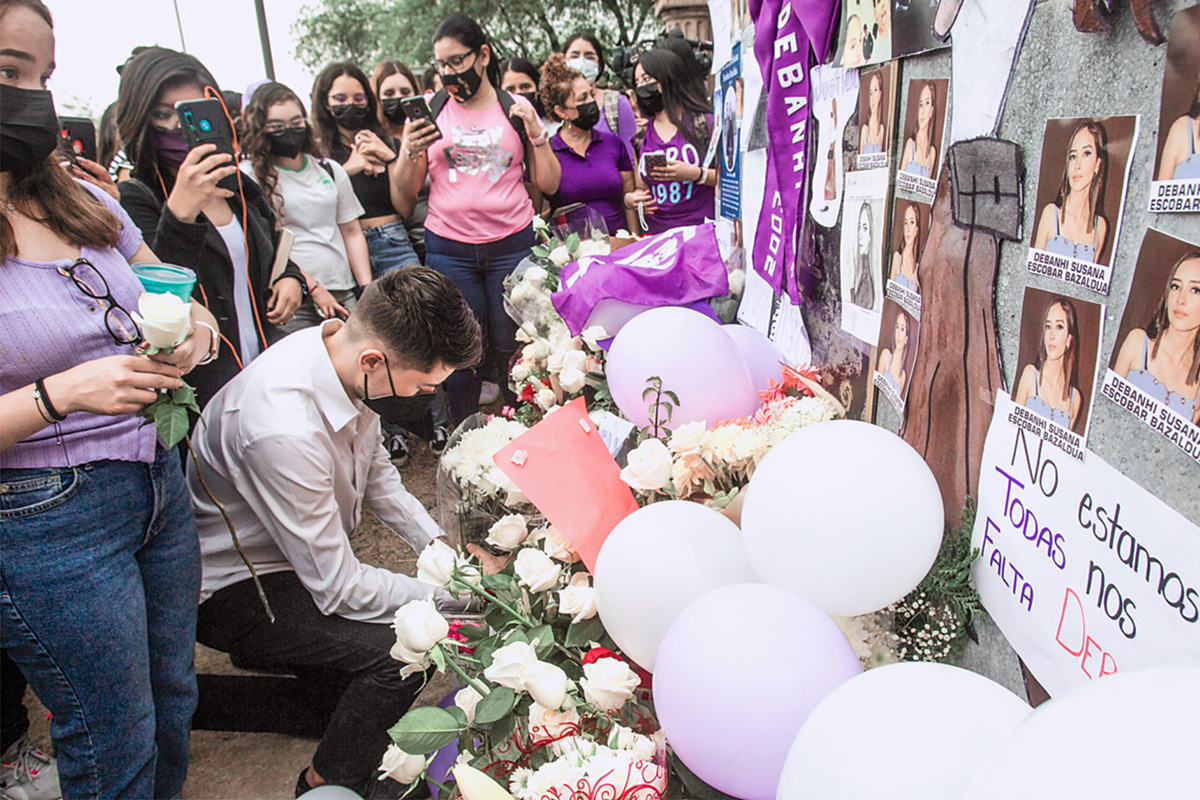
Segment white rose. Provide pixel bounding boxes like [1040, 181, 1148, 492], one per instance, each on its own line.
[483, 640, 539, 690]
[509, 283, 530, 305]
[391, 597, 449, 655]
[133, 292, 191, 349]
[577, 239, 610, 257]
[618, 438, 672, 492]
[609, 724, 657, 762]
[378, 745, 425, 784]
[580, 325, 609, 351]
[454, 684, 488, 724]
[535, 525, 580, 564]
[559, 349, 587, 375]
[728, 268, 746, 296]
[558, 573, 597, 624]
[524, 265, 547, 284]
[520, 659, 568, 710]
[615, 229, 632, 238]
[669, 420, 709, 455]
[528, 339, 551, 361]
[416, 539, 458, 587]
[512, 363, 530, 382]
[535, 387, 558, 412]
[558, 367, 587, 395]
[581, 657, 640, 712]
[528, 702, 581, 746]
[546, 350, 567, 374]
[514, 548, 562, 593]
[548, 244, 572, 266]
[485, 514, 529, 551]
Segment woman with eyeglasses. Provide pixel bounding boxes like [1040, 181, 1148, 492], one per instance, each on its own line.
[564, 32, 638, 162]
[541, 53, 637, 235]
[371, 57, 429, 263]
[625, 48, 716, 234]
[240, 81, 370, 333]
[116, 47, 307, 411]
[0, 2, 220, 796]
[311, 61, 421, 281]
[397, 13, 561, 425]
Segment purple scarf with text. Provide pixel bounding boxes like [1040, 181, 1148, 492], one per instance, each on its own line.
[748, 0, 840, 304]
[551, 223, 729, 336]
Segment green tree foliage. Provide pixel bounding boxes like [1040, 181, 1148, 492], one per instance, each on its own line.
[292, 0, 658, 75]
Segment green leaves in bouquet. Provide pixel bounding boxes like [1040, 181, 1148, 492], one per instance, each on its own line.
[387, 706, 467, 754]
[564, 615, 606, 650]
[472, 686, 516, 726]
[139, 381, 201, 450]
[641, 376, 678, 439]
[528, 624, 555, 659]
[531, 245, 551, 259]
[565, 232, 581, 252]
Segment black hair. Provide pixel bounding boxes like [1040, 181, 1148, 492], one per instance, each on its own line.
[351, 266, 483, 372]
[654, 31, 706, 95]
[563, 32, 607, 76]
[98, 101, 122, 175]
[636, 48, 710, 153]
[422, 64, 441, 92]
[500, 57, 540, 89]
[432, 14, 501, 89]
[310, 61, 385, 157]
[116, 46, 221, 198]
[242, 82, 319, 220]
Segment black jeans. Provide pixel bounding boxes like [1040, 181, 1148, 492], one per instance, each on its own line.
[1, 649, 29, 753]
[196, 571, 425, 795]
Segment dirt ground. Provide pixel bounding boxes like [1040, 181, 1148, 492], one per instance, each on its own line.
[23, 433, 455, 800]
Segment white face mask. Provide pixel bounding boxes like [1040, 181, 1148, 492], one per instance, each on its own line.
[566, 56, 601, 83]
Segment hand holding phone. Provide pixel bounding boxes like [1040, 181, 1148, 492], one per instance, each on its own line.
[174, 99, 239, 192]
[400, 96, 443, 151]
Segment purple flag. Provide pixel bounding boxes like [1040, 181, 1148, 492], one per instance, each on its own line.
[551, 223, 730, 336]
[749, 0, 841, 304]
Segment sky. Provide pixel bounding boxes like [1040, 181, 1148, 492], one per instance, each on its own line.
[50, 0, 315, 117]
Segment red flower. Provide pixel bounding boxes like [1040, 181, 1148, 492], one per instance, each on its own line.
[520, 383, 536, 403]
[582, 647, 622, 666]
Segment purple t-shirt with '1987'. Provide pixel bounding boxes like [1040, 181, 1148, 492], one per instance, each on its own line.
[551, 128, 632, 235]
[638, 115, 716, 235]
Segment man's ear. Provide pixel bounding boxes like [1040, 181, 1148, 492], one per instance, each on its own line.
[359, 347, 386, 372]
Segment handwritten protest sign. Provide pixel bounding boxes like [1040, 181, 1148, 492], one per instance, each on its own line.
[972, 393, 1200, 697]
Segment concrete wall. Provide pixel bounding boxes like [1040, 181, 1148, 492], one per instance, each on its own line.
[873, 0, 1197, 527]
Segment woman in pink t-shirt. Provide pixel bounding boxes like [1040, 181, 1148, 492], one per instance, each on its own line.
[396, 13, 560, 424]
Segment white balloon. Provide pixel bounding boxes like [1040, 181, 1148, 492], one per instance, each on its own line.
[298, 786, 364, 800]
[594, 501, 757, 671]
[583, 298, 648, 339]
[777, 662, 1031, 800]
[741, 420, 943, 616]
[962, 667, 1200, 800]
[721, 324, 787, 393]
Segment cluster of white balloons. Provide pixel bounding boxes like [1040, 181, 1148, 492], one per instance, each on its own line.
[593, 417, 948, 798]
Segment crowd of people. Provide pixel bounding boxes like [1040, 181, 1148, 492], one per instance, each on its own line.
[0, 0, 720, 798]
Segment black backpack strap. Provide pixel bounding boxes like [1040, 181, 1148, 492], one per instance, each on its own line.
[495, 89, 530, 149]
[429, 88, 450, 122]
[315, 158, 335, 179]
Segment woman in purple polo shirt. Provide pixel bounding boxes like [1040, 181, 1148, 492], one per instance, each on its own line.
[626, 49, 716, 234]
[540, 54, 637, 236]
[0, 2, 218, 795]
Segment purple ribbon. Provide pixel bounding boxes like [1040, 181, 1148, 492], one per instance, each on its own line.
[748, 0, 841, 304]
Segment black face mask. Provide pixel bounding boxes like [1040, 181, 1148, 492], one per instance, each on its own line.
[635, 82, 664, 117]
[362, 354, 437, 424]
[267, 127, 308, 159]
[330, 103, 372, 131]
[442, 65, 484, 103]
[380, 97, 408, 125]
[517, 91, 542, 116]
[0, 86, 60, 179]
[572, 100, 601, 130]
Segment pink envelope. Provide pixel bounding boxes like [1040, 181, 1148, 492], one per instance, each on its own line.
[493, 398, 640, 571]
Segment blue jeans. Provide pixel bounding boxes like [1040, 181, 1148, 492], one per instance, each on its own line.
[363, 219, 420, 279]
[426, 225, 533, 425]
[0, 448, 201, 799]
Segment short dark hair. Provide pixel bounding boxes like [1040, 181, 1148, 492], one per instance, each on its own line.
[433, 13, 501, 89]
[564, 32, 606, 76]
[350, 267, 482, 372]
[310, 61, 384, 157]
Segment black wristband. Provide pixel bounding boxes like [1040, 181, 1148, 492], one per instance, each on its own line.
[34, 378, 67, 421]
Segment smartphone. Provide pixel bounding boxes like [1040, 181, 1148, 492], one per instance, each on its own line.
[59, 116, 96, 162]
[643, 151, 668, 173]
[399, 96, 443, 143]
[174, 98, 240, 192]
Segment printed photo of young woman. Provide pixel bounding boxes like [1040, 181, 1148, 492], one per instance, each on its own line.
[1026, 115, 1138, 295]
[1012, 286, 1104, 461]
[1102, 229, 1200, 464]
[1149, 4, 1200, 212]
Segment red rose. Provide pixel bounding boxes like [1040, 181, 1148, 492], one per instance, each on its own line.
[582, 647, 622, 666]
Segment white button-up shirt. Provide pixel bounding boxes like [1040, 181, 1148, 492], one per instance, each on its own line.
[188, 323, 441, 623]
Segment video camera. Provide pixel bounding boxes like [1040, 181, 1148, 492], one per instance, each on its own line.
[610, 29, 714, 88]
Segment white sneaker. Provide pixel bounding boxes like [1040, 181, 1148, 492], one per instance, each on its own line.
[480, 381, 500, 405]
[0, 736, 61, 800]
